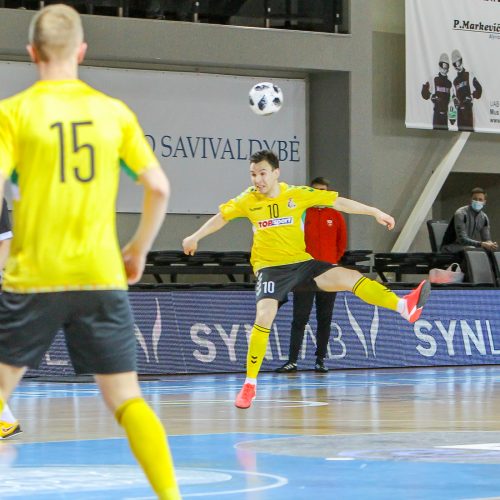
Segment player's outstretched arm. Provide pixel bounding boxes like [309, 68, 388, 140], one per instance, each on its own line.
[334, 196, 395, 230]
[122, 166, 170, 284]
[182, 213, 228, 255]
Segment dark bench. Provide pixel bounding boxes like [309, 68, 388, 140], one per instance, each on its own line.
[144, 250, 253, 283]
[373, 252, 456, 283]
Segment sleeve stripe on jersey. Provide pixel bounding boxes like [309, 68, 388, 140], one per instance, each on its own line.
[10, 169, 18, 187]
[120, 158, 139, 181]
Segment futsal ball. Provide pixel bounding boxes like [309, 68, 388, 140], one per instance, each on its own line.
[249, 82, 283, 116]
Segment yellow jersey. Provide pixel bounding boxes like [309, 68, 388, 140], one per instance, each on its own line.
[220, 182, 338, 271]
[0, 80, 158, 293]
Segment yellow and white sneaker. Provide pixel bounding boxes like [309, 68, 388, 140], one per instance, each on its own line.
[0, 421, 22, 439]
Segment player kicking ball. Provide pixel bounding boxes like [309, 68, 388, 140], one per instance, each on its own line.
[182, 150, 430, 409]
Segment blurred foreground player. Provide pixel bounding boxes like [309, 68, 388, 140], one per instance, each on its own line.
[0, 198, 21, 439]
[0, 5, 180, 498]
[183, 149, 431, 409]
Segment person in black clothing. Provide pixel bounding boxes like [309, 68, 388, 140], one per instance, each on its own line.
[451, 49, 482, 132]
[421, 53, 452, 130]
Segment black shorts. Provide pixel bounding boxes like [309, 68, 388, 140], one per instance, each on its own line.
[0, 290, 136, 375]
[255, 260, 335, 304]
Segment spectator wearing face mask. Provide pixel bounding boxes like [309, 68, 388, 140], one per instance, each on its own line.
[441, 187, 497, 254]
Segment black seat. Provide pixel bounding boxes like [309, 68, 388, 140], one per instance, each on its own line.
[186, 251, 219, 264]
[147, 250, 186, 264]
[373, 252, 431, 283]
[463, 249, 495, 285]
[426, 220, 450, 252]
[339, 250, 372, 273]
[340, 250, 372, 264]
[217, 251, 251, 264]
[490, 251, 500, 286]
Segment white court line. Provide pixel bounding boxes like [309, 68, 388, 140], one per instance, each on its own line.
[460, 497, 500, 500]
[439, 443, 500, 451]
[125, 468, 288, 499]
[158, 399, 328, 407]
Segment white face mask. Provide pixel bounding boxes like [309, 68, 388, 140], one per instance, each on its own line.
[471, 200, 484, 212]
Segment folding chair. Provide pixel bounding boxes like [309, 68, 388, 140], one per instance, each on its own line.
[463, 249, 495, 285]
[426, 219, 450, 253]
[489, 251, 500, 287]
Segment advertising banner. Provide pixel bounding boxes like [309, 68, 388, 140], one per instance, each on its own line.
[406, 0, 500, 133]
[30, 289, 500, 376]
[0, 62, 307, 213]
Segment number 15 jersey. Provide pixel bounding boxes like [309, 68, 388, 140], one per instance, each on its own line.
[0, 80, 158, 293]
[219, 182, 338, 272]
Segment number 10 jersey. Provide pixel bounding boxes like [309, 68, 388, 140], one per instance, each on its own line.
[219, 182, 337, 272]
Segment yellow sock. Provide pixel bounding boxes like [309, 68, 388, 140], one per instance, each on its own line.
[116, 398, 181, 500]
[352, 276, 399, 311]
[246, 324, 271, 379]
[0, 397, 4, 414]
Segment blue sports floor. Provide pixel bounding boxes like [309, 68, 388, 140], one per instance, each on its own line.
[2, 367, 500, 499]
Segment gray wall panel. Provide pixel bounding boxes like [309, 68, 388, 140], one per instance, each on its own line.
[0, 9, 355, 71]
[309, 72, 349, 195]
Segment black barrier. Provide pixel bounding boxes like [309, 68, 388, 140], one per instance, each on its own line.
[26, 288, 500, 376]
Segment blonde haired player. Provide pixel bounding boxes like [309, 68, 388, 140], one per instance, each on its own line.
[183, 150, 431, 409]
[0, 5, 180, 498]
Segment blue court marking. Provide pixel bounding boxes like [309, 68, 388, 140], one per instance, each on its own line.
[12, 366, 500, 400]
[2, 433, 500, 499]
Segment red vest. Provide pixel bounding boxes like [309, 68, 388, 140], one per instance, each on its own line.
[304, 207, 347, 264]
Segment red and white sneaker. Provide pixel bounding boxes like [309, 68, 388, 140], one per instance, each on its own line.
[400, 280, 431, 323]
[235, 383, 256, 409]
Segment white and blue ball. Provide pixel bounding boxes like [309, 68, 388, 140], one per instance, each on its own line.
[249, 82, 284, 116]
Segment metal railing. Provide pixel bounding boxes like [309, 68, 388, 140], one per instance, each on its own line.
[0, 0, 347, 33]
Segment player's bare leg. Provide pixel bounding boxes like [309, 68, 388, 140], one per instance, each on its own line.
[315, 267, 430, 323]
[235, 298, 278, 409]
[0, 362, 25, 410]
[0, 363, 25, 439]
[96, 372, 181, 500]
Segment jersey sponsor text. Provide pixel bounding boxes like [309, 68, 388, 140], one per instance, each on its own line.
[257, 217, 293, 229]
